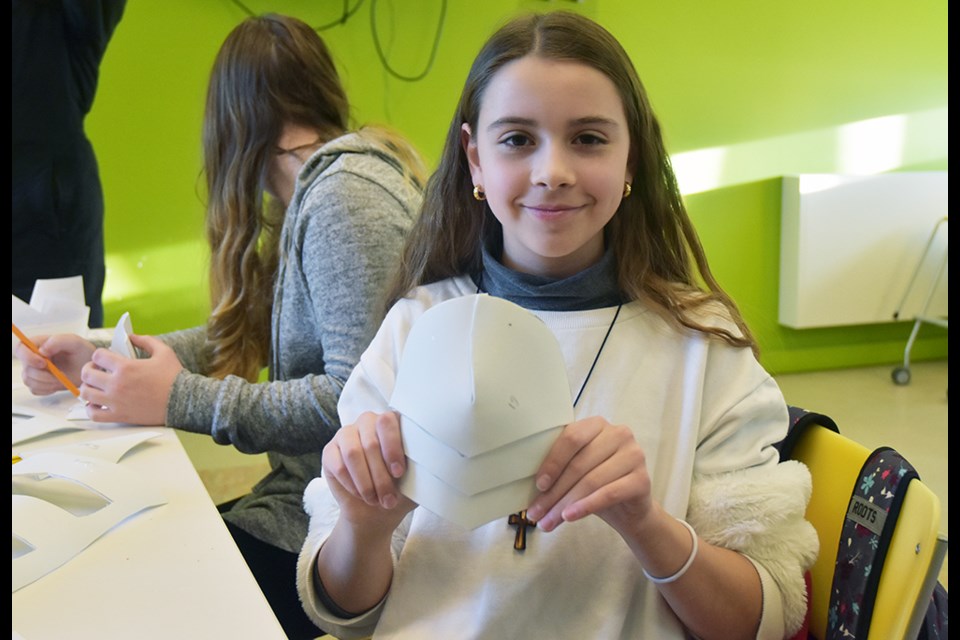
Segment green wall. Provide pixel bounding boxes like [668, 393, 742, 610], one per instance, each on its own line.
[85, 0, 948, 374]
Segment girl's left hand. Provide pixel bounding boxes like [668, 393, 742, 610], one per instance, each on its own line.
[79, 334, 183, 425]
[525, 416, 652, 536]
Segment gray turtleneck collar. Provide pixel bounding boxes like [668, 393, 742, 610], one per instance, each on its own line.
[472, 242, 622, 311]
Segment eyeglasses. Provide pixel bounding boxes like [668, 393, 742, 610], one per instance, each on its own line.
[275, 139, 323, 158]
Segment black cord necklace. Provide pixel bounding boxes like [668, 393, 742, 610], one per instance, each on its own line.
[508, 300, 623, 551]
[572, 302, 622, 407]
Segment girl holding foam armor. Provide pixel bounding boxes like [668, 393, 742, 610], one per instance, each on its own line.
[297, 10, 817, 640]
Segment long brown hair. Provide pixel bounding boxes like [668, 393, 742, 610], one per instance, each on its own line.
[386, 11, 757, 355]
[201, 14, 424, 381]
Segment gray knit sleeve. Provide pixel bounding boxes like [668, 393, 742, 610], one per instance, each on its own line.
[165, 371, 343, 454]
[157, 326, 211, 373]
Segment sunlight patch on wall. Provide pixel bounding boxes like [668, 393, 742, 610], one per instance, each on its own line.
[104, 239, 209, 306]
[837, 115, 906, 174]
[669, 147, 727, 196]
[671, 106, 947, 196]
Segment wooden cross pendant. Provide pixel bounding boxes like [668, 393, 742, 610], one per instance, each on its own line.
[508, 510, 537, 551]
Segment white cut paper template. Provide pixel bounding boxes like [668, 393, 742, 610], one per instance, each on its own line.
[11, 433, 167, 592]
[399, 415, 564, 495]
[11, 386, 106, 445]
[389, 294, 573, 529]
[110, 311, 135, 359]
[12, 409, 83, 446]
[11, 384, 82, 419]
[31, 276, 87, 309]
[65, 403, 92, 421]
[53, 430, 163, 464]
[400, 458, 545, 530]
[11, 276, 90, 354]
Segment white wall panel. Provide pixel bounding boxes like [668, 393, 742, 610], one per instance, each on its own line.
[779, 173, 948, 328]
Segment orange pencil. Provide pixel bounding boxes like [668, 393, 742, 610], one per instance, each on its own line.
[11, 323, 82, 398]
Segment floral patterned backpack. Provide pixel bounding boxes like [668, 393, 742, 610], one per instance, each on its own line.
[777, 406, 948, 640]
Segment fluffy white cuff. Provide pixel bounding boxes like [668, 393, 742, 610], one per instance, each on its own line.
[687, 460, 819, 637]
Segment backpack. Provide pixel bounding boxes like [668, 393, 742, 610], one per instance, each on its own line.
[778, 405, 948, 640]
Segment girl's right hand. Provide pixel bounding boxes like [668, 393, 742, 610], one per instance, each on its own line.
[322, 411, 417, 529]
[15, 333, 95, 396]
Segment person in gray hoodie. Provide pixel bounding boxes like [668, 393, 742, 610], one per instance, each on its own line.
[14, 13, 425, 639]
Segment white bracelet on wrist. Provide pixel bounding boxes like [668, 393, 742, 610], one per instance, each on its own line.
[642, 519, 698, 585]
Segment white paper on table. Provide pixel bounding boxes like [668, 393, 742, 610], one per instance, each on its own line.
[65, 403, 92, 421]
[51, 430, 163, 464]
[12, 393, 129, 444]
[12, 410, 84, 446]
[13, 430, 162, 483]
[389, 294, 573, 529]
[12, 442, 167, 592]
[11, 276, 90, 354]
[12, 384, 92, 445]
[12, 392, 89, 423]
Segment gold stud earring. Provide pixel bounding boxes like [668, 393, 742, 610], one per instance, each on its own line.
[473, 185, 486, 201]
[623, 182, 632, 199]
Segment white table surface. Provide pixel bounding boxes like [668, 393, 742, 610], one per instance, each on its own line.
[12, 360, 287, 640]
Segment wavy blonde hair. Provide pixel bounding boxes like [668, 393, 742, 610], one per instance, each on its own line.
[385, 11, 758, 356]
[202, 14, 425, 381]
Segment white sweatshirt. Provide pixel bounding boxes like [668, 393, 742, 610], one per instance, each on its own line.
[297, 276, 818, 639]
